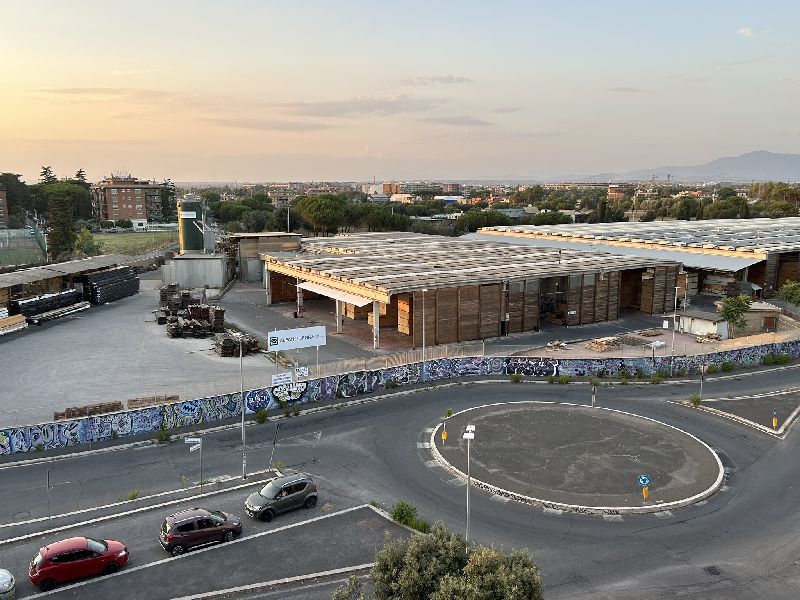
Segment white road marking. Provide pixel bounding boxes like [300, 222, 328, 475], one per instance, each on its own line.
[653, 510, 673, 519]
[694, 500, 709, 506]
[543, 507, 563, 516]
[721, 485, 730, 492]
[416, 442, 431, 449]
[447, 478, 466, 487]
[603, 514, 624, 522]
[424, 460, 439, 468]
[424, 427, 436, 433]
[490, 494, 510, 503]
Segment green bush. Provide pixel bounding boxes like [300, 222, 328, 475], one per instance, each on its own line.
[111, 430, 118, 440]
[34, 443, 44, 452]
[278, 398, 288, 410]
[292, 406, 301, 416]
[589, 377, 600, 387]
[677, 368, 687, 377]
[688, 393, 702, 407]
[370, 500, 380, 508]
[721, 361, 735, 372]
[620, 376, 629, 385]
[650, 374, 663, 384]
[510, 373, 522, 383]
[255, 408, 268, 424]
[154, 428, 171, 444]
[385, 378, 399, 389]
[707, 364, 719, 374]
[558, 375, 571, 384]
[127, 488, 140, 501]
[635, 368, 646, 379]
[390, 500, 430, 532]
[763, 353, 790, 366]
[547, 375, 556, 384]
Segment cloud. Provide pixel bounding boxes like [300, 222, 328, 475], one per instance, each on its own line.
[202, 117, 334, 131]
[738, 26, 754, 38]
[401, 75, 473, 86]
[714, 54, 773, 70]
[275, 95, 447, 117]
[492, 107, 522, 114]
[606, 86, 646, 93]
[111, 68, 158, 76]
[420, 115, 493, 127]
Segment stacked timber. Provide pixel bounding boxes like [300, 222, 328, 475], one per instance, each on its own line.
[128, 395, 179, 409]
[456, 286, 479, 341]
[83, 267, 139, 304]
[397, 293, 412, 335]
[344, 302, 370, 320]
[677, 272, 699, 296]
[11, 289, 82, 318]
[55, 401, 124, 420]
[606, 271, 620, 320]
[159, 283, 179, 305]
[27, 301, 90, 324]
[640, 273, 654, 314]
[0, 314, 27, 336]
[213, 332, 259, 356]
[209, 306, 225, 331]
[585, 337, 621, 352]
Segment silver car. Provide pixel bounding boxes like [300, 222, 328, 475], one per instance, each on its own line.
[244, 473, 318, 522]
[0, 569, 15, 600]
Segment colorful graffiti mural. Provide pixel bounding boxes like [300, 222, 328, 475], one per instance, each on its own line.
[2, 338, 800, 456]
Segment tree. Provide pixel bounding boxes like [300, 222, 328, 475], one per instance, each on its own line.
[0, 172, 32, 226]
[47, 191, 77, 259]
[241, 210, 270, 232]
[717, 294, 752, 337]
[74, 227, 104, 256]
[39, 166, 57, 185]
[334, 522, 543, 600]
[778, 280, 800, 306]
[455, 210, 512, 233]
[74, 168, 87, 183]
[39, 182, 93, 220]
[295, 194, 347, 235]
[672, 197, 701, 221]
[160, 179, 177, 221]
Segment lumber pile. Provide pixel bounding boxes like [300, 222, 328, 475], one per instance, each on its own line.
[696, 333, 721, 343]
[83, 267, 139, 304]
[585, 336, 621, 352]
[0, 314, 27, 336]
[27, 301, 90, 325]
[11, 289, 82, 318]
[128, 395, 179, 409]
[636, 329, 663, 337]
[213, 332, 259, 357]
[54, 401, 124, 420]
[397, 293, 411, 335]
[344, 302, 370, 320]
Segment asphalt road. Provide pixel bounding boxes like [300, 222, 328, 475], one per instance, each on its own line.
[2, 365, 800, 599]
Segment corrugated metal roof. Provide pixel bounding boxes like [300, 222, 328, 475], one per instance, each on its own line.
[467, 233, 761, 272]
[0, 255, 130, 289]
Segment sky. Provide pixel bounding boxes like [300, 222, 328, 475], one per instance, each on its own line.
[1, 0, 799, 183]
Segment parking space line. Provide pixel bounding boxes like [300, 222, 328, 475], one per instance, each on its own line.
[653, 510, 673, 519]
[542, 508, 563, 516]
[602, 514, 623, 522]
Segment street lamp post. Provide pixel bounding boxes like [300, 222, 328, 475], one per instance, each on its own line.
[463, 425, 475, 544]
[240, 339, 247, 479]
[670, 286, 679, 376]
[421, 288, 428, 382]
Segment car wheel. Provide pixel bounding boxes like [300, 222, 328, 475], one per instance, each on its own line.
[40, 579, 57, 592]
[103, 562, 120, 575]
[223, 530, 235, 543]
[261, 510, 274, 523]
[304, 496, 318, 509]
[171, 544, 186, 557]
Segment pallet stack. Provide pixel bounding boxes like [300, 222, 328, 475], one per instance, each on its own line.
[344, 302, 370, 320]
[213, 332, 259, 357]
[397, 293, 412, 335]
[209, 306, 225, 332]
[83, 267, 139, 304]
[11, 289, 82, 317]
[585, 337, 621, 352]
[128, 395, 179, 409]
[0, 314, 27, 336]
[159, 283, 179, 305]
[54, 401, 124, 420]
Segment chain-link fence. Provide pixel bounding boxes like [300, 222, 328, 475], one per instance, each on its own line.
[0, 228, 46, 266]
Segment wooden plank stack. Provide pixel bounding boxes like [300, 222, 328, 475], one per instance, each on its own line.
[55, 401, 124, 420]
[344, 302, 370, 320]
[436, 287, 459, 344]
[458, 286, 480, 341]
[585, 336, 621, 352]
[128, 395, 180, 409]
[0, 314, 27, 336]
[397, 293, 412, 335]
[213, 332, 259, 357]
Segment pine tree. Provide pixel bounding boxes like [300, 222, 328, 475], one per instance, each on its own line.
[74, 168, 87, 183]
[47, 191, 77, 259]
[39, 166, 57, 185]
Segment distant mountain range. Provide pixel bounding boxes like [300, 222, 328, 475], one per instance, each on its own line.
[601, 151, 800, 183]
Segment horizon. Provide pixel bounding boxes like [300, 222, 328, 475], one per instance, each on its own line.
[2, 1, 799, 183]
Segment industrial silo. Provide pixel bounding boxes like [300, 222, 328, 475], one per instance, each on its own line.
[178, 197, 204, 253]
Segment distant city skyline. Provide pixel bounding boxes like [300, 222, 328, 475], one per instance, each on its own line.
[2, 1, 798, 183]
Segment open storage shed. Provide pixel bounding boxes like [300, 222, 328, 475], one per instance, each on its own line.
[262, 233, 680, 349]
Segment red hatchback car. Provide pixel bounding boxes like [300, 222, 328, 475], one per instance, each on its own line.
[29, 536, 129, 591]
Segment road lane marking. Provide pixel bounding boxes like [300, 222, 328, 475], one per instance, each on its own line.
[653, 510, 673, 519]
[694, 500, 709, 506]
[416, 442, 431, 449]
[424, 460, 439, 468]
[447, 478, 466, 487]
[543, 508, 563, 516]
[490, 494, 509, 503]
[603, 514, 623, 522]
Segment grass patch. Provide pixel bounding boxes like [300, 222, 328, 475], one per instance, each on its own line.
[154, 428, 171, 444]
[720, 361, 735, 372]
[390, 500, 430, 533]
[650, 374, 663, 384]
[127, 488, 140, 501]
[688, 393, 702, 407]
[255, 408, 268, 424]
[94, 231, 178, 255]
[558, 375, 571, 384]
[763, 353, 791, 366]
[510, 373, 523, 383]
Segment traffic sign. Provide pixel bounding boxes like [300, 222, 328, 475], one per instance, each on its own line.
[189, 444, 201, 453]
[185, 437, 201, 445]
[637, 475, 651, 487]
[442, 430, 448, 442]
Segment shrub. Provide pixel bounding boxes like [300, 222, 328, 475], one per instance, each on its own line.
[255, 408, 268, 424]
[111, 430, 118, 440]
[154, 428, 171, 444]
[650, 374, 663, 384]
[620, 376, 629, 385]
[34, 443, 44, 452]
[635, 368, 646, 379]
[283, 407, 292, 418]
[385, 378, 399, 389]
[677, 368, 687, 377]
[390, 500, 432, 532]
[127, 488, 140, 501]
[370, 500, 380, 508]
[764, 353, 790, 366]
[721, 361, 735, 372]
[292, 406, 301, 416]
[510, 373, 522, 383]
[445, 408, 453, 418]
[707, 364, 719, 374]
[278, 399, 288, 410]
[558, 375, 571, 384]
[688, 393, 702, 407]
[589, 377, 600, 387]
[547, 375, 556, 384]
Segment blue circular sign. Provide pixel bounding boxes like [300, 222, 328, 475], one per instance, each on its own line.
[638, 475, 651, 487]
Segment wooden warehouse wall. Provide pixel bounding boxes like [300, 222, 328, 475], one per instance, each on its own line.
[639, 265, 679, 314]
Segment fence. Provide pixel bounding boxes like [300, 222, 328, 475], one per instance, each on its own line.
[0, 228, 46, 266]
[3, 336, 800, 456]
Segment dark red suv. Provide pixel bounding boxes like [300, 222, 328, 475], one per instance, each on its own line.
[29, 536, 129, 591]
[160, 508, 243, 556]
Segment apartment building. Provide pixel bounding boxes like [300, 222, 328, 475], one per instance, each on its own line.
[91, 176, 162, 223]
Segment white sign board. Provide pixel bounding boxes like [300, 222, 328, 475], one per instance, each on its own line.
[271, 372, 293, 387]
[295, 366, 309, 378]
[185, 437, 201, 444]
[179, 211, 197, 219]
[189, 444, 201, 452]
[268, 326, 326, 352]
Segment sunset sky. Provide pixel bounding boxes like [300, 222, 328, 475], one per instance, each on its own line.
[2, 0, 798, 183]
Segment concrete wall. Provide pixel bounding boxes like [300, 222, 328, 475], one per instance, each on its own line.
[3, 338, 800, 456]
[162, 256, 228, 289]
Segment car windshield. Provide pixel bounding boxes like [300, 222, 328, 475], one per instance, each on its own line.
[32, 553, 43, 568]
[259, 482, 280, 498]
[209, 510, 226, 524]
[86, 539, 107, 553]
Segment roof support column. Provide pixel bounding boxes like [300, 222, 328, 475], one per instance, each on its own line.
[372, 300, 380, 349]
[264, 266, 272, 305]
[335, 300, 343, 333]
[295, 278, 304, 318]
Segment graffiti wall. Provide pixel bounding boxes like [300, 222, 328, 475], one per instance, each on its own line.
[3, 338, 800, 456]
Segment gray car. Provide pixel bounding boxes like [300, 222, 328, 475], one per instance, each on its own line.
[0, 569, 14, 600]
[244, 473, 318, 522]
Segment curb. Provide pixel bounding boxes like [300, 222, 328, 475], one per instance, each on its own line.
[428, 401, 725, 515]
[672, 397, 800, 439]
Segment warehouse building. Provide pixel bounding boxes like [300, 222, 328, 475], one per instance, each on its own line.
[476, 218, 800, 299]
[261, 233, 679, 349]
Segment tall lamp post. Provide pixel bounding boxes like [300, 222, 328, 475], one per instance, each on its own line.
[240, 339, 247, 479]
[463, 424, 475, 543]
[421, 288, 428, 382]
[670, 286, 679, 376]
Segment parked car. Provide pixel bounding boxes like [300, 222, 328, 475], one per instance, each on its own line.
[244, 473, 318, 522]
[159, 508, 242, 556]
[0, 569, 14, 599]
[28, 537, 128, 591]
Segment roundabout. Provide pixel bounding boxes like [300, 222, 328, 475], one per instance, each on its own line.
[431, 401, 723, 513]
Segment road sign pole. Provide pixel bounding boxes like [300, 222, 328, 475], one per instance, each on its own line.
[200, 441, 203, 493]
[591, 384, 596, 408]
[46, 469, 51, 520]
